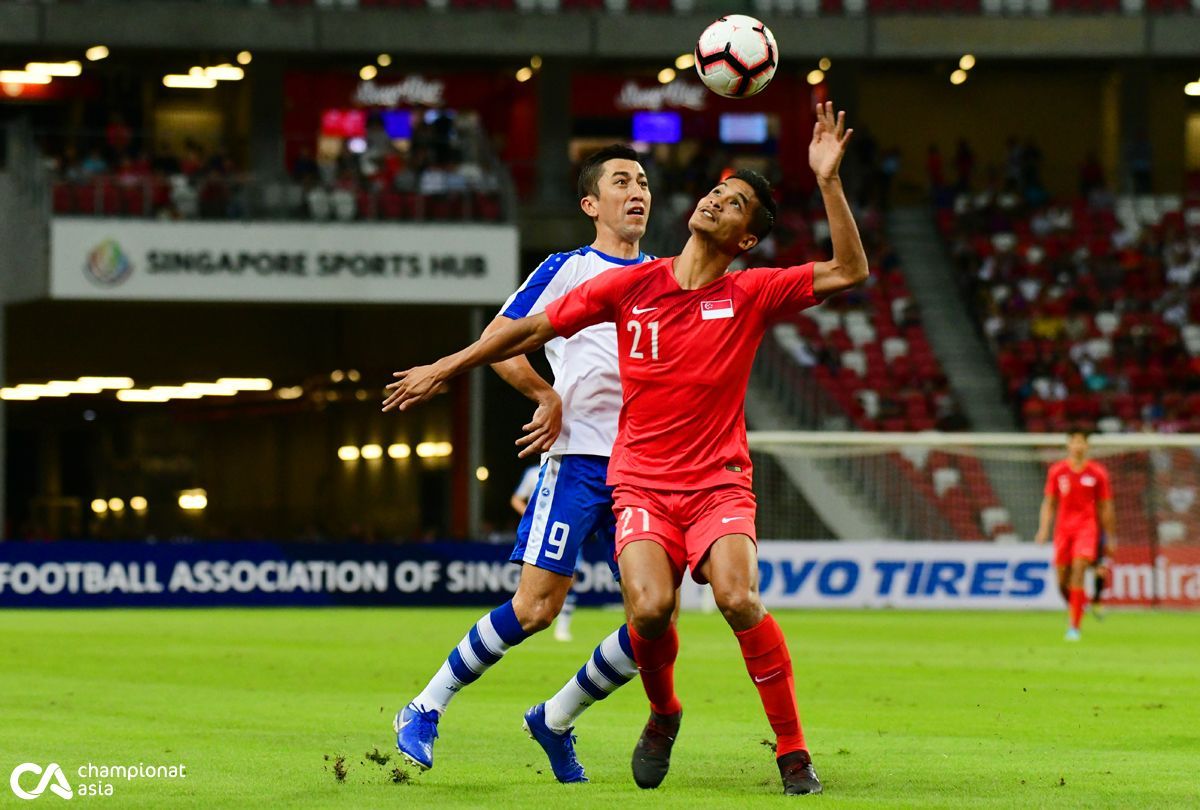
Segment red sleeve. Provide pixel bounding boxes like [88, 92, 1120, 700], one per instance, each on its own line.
[741, 264, 818, 321]
[1096, 464, 1112, 500]
[1044, 464, 1058, 497]
[544, 264, 626, 339]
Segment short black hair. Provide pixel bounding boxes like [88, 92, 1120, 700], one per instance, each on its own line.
[1066, 427, 1092, 440]
[578, 144, 641, 200]
[729, 169, 776, 240]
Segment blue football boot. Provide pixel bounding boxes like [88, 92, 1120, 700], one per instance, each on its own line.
[394, 703, 440, 771]
[523, 703, 588, 783]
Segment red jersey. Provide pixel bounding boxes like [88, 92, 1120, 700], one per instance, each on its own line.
[1044, 459, 1111, 538]
[545, 257, 818, 491]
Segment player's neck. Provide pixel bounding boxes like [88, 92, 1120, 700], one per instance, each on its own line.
[1067, 456, 1088, 471]
[590, 233, 641, 260]
[673, 236, 733, 290]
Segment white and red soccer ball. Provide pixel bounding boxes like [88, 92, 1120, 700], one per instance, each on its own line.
[694, 15, 778, 99]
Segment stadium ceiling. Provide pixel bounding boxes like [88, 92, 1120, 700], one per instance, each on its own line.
[0, 6, 1197, 60]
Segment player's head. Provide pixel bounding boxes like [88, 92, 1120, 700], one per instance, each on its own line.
[578, 144, 650, 244]
[1066, 428, 1091, 461]
[687, 169, 776, 256]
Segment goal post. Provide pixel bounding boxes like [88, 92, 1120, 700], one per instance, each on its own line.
[747, 430, 1200, 543]
[740, 431, 1200, 608]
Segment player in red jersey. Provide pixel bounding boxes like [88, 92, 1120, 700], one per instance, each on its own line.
[383, 102, 868, 795]
[1034, 429, 1117, 640]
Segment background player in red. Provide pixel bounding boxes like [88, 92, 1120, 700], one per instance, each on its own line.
[1034, 429, 1117, 640]
[383, 101, 868, 795]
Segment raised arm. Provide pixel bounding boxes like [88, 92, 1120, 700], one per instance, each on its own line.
[382, 312, 557, 413]
[808, 102, 870, 298]
[1034, 495, 1056, 544]
[1100, 498, 1117, 551]
[482, 315, 562, 459]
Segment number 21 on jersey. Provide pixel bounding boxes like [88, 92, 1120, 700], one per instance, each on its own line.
[627, 320, 659, 360]
[620, 507, 651, 538]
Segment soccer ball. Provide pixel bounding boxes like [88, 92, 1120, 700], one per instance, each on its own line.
[694, 15, 778, 99]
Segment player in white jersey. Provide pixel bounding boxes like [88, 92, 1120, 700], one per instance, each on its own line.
[395, 145, 652, 783]
[510, 465, 576, 641]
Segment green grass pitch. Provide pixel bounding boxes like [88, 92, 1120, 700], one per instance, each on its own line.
[1, 608, 1196, 808]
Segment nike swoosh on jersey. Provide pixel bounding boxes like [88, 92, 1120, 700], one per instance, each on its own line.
[631, 306, 658, 314]
[721, 516, 749, 523]
[753, 672, 782, 684]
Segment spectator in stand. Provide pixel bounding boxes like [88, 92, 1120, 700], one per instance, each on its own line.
[80, 148, 108, 179]
[1126, 131, 1153, 194]
[954, 138, 974, 191]
[1079, 152, 1105, 197]
[926, 144, 944, 193]
[879, 147, 900, 209]
[105, 113, 133, 160]
[292, 146, 320, 184]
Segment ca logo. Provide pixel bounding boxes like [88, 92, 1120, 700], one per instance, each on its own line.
[9, 763, 73, 801]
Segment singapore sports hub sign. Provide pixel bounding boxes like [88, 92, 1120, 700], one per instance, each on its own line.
[49, 219, 518, 305]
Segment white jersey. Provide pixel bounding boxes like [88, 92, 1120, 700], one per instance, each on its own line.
[499, 245, 650, 459]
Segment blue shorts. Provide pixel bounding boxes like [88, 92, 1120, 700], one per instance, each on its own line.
[510, 454, 619, 580]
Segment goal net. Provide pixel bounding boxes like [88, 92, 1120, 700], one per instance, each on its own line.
[748, 430, 1200, 560]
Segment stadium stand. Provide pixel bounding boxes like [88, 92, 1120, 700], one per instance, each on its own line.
[943, 166, 1200, 435]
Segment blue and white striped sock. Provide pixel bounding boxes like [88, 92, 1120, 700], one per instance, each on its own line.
[543, 624, 638, 732]
[411, 600, 529, 714]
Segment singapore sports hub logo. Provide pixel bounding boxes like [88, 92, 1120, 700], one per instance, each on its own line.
[9, 763, 73, 800]
[84, 239, 133, 287]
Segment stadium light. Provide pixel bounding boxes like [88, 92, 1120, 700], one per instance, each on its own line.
[26, 61, 82, 77]
[0, 388, 39, 400]
[86, 46, 109, 62]
[388, 443, 411, 459]
[276, 386, 304, 400]
[338, 445, 361, 462]
[416, 441, 453, 459]
[108, 497, 125, 513]
[0, 71, 51, 85]
[163, 74, 217, 89]
[91, 499, 108, 515]
[476, 466, 489, 482]
[819, 57, 832, 71]
[330, 370, 345, 383]
[77, 376, 134, 389]
[951, 69, 968, 86]
[360, 65, 377, 81]
[178, 489, 208, 511]
[217, 378, 272, 391]
[1186, 81, 1200, 97]
[15, 384, 69, 397]
[116, 389, 172, 402]
[361, 444, 383, 460]
[347, 369, 361, 382]
[530, 55, 543, 70]
[959, 54, 976, 71]
[806, 69, 825, 86]
[149, 386, 203, 400]
[377, 54, 392, 67]
[182, 382, 238, 396]
[516, 67, 533, 83]
[657, 68, 676, 85]
[130, 496, 148, 512]
[204, 65, 244, 82]
[675, 53, 695, 70]
[236, 51, 252, 65]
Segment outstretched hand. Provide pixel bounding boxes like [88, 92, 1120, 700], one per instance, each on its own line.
[515, 394, 562, 459]
[809, 101, 853, 183]
[381, 365, 446, 413]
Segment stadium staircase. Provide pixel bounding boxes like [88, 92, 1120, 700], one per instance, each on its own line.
[887, 206, 1040, 539]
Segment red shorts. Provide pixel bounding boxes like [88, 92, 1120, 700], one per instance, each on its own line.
[1054, 528, 1098, 567]
[612, 483, 757, 584]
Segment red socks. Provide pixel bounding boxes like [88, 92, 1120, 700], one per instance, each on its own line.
[1069, 587, 1087, 630]
[736, 614, 807, 757]
[628, 623, 683, 716]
